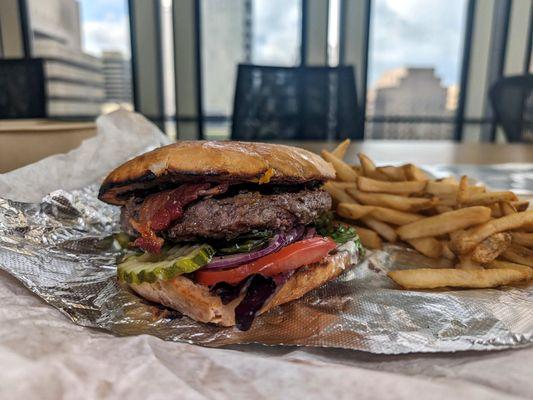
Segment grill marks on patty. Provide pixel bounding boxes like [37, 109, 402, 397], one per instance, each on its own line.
[121, 186, 331, 245]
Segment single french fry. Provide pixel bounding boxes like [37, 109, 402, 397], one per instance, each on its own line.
[323, 181, 354, 204]
[376, 166, 407, 181]
[348, 189, 436, 212]
[501, 244, 533, 267]
[357, 176, 427, 194]
[470, 232, 512, 264]
[457, 175, 469, 205]
[451, 211, 533, 254]
[396, 206, 492, 240]
[358, 153, 389, 180]
[370, 207, 423, 226]
[407, 237, 442, 259]
[511, 200, 530, 212]
[461, 191, 518, 207]
[337, 202, 374, 220]
[426, 181, 459, 196]
[361, 216, 397, 242]
[351, 225, 382, 249]
[485, 260, 533, 280]
[321, 150, 358, 182]
[511, 232, 533, 248]
[331, 139, 351, 159]
[329, 182, 357, 190]
[388, 268, 529, 289]
[403, 163, 428, 181]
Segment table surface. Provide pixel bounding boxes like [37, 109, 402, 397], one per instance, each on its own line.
[279, 140, 533, 165]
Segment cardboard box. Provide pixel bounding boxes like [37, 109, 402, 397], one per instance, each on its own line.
[0, 119, 96, 173]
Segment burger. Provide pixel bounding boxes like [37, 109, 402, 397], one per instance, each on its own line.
[98, 141, 363, 330]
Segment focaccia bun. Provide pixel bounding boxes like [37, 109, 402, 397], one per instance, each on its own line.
[99, 141, 336, 205]
[127, 248, 354, 327]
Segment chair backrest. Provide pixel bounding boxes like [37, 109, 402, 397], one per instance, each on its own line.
[0, 58, 46, 119]
[231, 64, 360, 141]
[489, 74, 533, 142]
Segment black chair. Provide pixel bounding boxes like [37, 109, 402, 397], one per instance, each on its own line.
[231, 64, 361, 141]
[0, 58, 46, 119]
[489, 74, 533, 142]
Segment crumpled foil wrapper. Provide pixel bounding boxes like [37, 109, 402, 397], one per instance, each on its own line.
[0, 169, 532, 354]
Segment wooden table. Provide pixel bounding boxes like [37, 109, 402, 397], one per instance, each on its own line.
[279, 140, 533, 165]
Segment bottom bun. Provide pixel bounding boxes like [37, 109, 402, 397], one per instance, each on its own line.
[128, 243, 358, 327]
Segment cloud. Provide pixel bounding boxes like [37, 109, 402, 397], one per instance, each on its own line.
[82, 15, 130, 57]
[252, 0, 300, 66]
[369, 0, 467, 87]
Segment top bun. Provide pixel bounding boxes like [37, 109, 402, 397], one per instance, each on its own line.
[99, 141, 335, 205]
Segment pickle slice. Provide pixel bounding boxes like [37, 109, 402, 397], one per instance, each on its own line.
[117, 244, 215, 284]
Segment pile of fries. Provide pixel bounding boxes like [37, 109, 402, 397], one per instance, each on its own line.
[321, 139, 533, 290]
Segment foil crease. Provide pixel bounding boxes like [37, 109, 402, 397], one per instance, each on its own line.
[1, 173, 532, 354]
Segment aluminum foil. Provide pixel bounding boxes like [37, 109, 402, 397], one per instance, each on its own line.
[0, 166, 532, 354]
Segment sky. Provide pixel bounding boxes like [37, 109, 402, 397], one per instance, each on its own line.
[368, 0, 467, 87]
[78, 0, 130, 57]
[77, 0, 467, 87]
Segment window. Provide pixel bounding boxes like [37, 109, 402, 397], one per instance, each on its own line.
[201, 0, 301, 139]
[26, 0, 133, 119]
[366, 0, 467, 139]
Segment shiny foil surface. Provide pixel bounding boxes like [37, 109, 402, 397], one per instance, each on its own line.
[1, 165, 532, 354]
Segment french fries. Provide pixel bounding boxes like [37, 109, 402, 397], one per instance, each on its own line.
[321, 150, 358, 182]
[407, 237, 442, 259]
[388, 268, 529, 289]
[511, 232, 533, 248]
[323, 181, 355, 204]
[358, 153, 389, 180]
[396, 207, 491, 240]
[501, 244, 533, 267]
[357, 176, 427, 194]
[451, 211, 533, 254]
[485, 260, 533, 279]
[376, 166, 407, 181]
[331, 139, 351, 159]
[350, 225, 382, 249]
[470, 232, 512, 264]
[337, 202, 373, 220]
[361, 216, 397, 242]
[403, 164, 428, 181]
[319, 140, 532, 290]
[348, 190, 436, 212]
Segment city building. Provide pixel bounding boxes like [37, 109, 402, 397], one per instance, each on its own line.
[367, 67, 453, 139]
[27, 0, 105, 118]
[201, 0, 253, 117]
[102, 51, 132, 104]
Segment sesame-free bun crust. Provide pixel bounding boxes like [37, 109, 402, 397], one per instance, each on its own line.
[128, 249, 353, 327]
[99, 141, 335, 204]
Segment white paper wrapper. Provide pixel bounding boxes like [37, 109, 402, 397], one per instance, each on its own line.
[0, 111, 532, 356]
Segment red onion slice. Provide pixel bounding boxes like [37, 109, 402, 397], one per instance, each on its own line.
[204, 225, 305, 270]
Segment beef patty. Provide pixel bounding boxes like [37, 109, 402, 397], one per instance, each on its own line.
[121, 188, 331, 241]
[167, 188, 331, 241]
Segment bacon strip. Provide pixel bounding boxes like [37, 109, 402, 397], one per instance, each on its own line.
[130, 183, 228, 253]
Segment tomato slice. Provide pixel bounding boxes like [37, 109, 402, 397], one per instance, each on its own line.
[195, 237, 337, 286]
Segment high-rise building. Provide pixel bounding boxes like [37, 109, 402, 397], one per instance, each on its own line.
[27, 0, 104, 118]
[102, 51, 132, 103]
[201, 0, 253, 117]
[367, 67, 452, 139]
